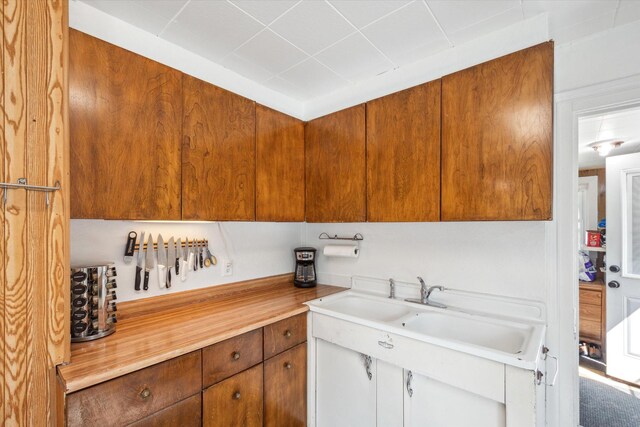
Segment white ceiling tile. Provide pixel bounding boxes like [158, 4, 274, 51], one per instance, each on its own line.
[230, 0, 299, 25]
[235, 29, 309, 74]
[219, 53, 274, 83]
[446, 5, 524, 45]
[361, 1, 450, 65]
[262, 76, 308, 101]
[315, 33, 394, 81]
[427, 0, 520, 34]
[552, 10, 615, 44]
[328, 0, 412, 29]
[615, 0, 640, 27]
[279, 58, 349, 98]
[161, 1, 264, 61]
[81, 0, 187, 35]
[270, 1, 356, 55]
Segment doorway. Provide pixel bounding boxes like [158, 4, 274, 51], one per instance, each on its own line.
[577, 105, 640, 426]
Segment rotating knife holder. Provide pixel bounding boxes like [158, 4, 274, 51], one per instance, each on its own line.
[70, 262, 118, 342]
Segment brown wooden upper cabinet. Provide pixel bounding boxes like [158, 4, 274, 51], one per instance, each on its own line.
[182, 75, 256, 221]
[305, 105, 367, 223]
[69, 30, 183, 220]
[366, 81, 441, 222]
[441, 42, 553, 221]
[256, 105, 305, 222]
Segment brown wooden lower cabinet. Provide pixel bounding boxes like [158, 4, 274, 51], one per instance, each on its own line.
[264, 343, 307, 427]
[203, 364, 264, 427]
[62, 314, 308, 426]
[579, 282, 606, 347]
[130, 394, 202, 427]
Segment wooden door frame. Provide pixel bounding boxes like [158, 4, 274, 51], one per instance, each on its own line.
[551, 73, 640, 427]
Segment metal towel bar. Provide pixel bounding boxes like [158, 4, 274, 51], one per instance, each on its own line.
[0, 178, 61, 206]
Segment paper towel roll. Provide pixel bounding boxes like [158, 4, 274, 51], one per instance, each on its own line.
[323, 245, 359, 258]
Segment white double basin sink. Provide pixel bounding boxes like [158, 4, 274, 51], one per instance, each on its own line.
[307, 290, 546, 370]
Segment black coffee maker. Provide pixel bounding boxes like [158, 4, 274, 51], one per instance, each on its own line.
[294, 247, 317, 288]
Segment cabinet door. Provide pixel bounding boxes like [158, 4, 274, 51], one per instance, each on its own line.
[69, 30, 183, 219]
[182, 74, 256, 220]
[256, 105, 305, 221]
[441, 42, 553, 221]
[366, 81, 441, 222]
[404, 370, 505, 427]
[203, 364, 263, 427]
[264, 343, 307, 427]
[305, 105, 366, 222]
[315, 340, 376, 427]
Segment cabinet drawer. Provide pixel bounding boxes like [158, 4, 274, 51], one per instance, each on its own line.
[203, 364, 263, 427]
[264, 313, 307, 359]
[264, 343, 307, 427]
[580, 319, 602, 342]
[203, 328, 263, 388]
[67, 351, 201, 426]
[580, 289, 602, 306]
[580, 304, 601, 323]
[129, 394, 201, 427]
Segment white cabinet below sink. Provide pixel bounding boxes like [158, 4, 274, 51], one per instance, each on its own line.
[308, 312, 544, 427]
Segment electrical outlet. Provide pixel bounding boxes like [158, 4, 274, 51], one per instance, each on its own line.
[222, 260, 233, 277]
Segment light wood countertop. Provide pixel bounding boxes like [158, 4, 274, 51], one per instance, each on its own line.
[58, 274, 345, 393]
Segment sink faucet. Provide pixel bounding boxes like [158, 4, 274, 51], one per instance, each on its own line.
[389, 278, 396, 299]
[407, 277, 447, 308]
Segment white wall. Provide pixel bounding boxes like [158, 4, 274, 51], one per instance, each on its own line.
[71, 220, 303, 302]
[305, 222, 547, 302]
[555, 20, 640, 94]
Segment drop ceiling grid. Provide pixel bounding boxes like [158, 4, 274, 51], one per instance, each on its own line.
[79, 0, 636, 104]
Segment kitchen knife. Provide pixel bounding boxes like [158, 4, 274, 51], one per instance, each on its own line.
[199, 239, 204, 269]
[134, 231, 145, 291]
[157, 234, 167, 289]
[144, 234, 154, 291]
[181, 238, 189, 281]
[193, 239, 198, 271]
[205, 242, 217, 267]
[187, 238, 195, 272]
[167, 237, 175, 289]
[124, 231, 137, 264]
[175, 237, 181, 275]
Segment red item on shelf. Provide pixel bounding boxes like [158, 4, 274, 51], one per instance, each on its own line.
[586, 230, 601, 247]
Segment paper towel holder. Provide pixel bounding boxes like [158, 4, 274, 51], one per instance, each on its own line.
[318, 232, 364, 241]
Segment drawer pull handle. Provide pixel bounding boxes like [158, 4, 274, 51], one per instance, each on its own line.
[140, 387, 151, 399]
[284, 330, 292, 338]
[232, 351, 241, 360]
[233, 391, 241, 400]
[285, 362, 292, 369]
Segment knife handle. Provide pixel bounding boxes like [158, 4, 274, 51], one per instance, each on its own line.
[181, 259, 188, 281]
[158, 265, 167, 289]
[199, 251, 203, 268]
[135, 266, 142, 291]
[188, 252, 194, 271]
[175, 258, 180, 275]
[167, 268, 172, 288]
[143, 270, 149, 291]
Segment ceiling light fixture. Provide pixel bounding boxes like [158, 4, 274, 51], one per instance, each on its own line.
[588, 140, 624, 157]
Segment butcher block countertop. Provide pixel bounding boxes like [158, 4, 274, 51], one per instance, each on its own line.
[58, 274, 345, 393]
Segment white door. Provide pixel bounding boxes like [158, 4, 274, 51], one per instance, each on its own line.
[403, 370, 505, 427]
[606, 152, 640, 384]
[316, 339, 376, 427]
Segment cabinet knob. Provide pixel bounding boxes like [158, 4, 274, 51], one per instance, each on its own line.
[284, 330, 292, 338]
[233, 391, 241, 400]
[285, 362, 292, 369]
[140, 387, 151, 399]
[232, 351, 241, 360]
[608, 280, 621, 289]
